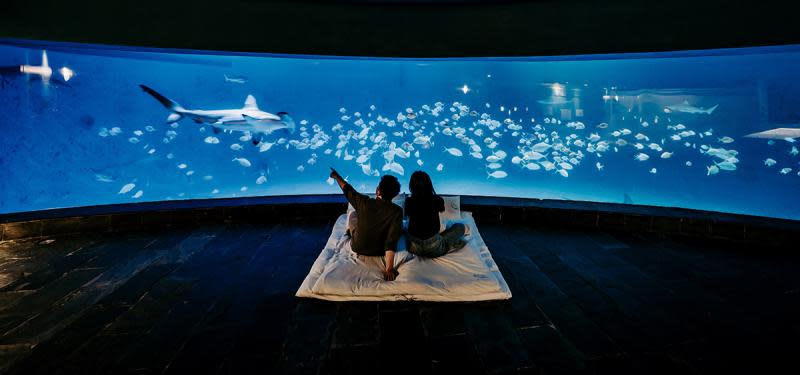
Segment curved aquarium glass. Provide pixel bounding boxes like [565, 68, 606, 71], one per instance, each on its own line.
[1, 39, 800, 220]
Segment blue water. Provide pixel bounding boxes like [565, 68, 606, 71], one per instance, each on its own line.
[2, 39, 800, 220]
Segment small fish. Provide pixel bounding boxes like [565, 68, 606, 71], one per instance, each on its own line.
[557, 169, 569, 178]
[256, 175, 267, 185]
[780, 167, 792, 174]
[326, 177, 335, 185]
[417, 159, 424, 166]
[232, 158, 251, 167]
[487, 162, 502, 169]
[204, 136, 220, 144]
[132, 190, 143, 199]
[118, 183, 135, 194]
[487, 170, 508, 179]
[224, 74, 247, 84]
[596, 162, 604, 170]
[650, 168, 657, 174]
[764, 158, 777, 167]
[297, 165, 305, 172]
[524, 162, 541, 171]
[436, 163, 444, 172]
[230, 144, 243, 151]
[718, 136, 734, 144]
[707, 165, 719, 175]
[634, 153, 650, 161]
[444, 147, 463, 157]
[95, 174, 114, 183]
[178, 163, 188, 169]
[660, 152, 673, 159]
[686, 161, 692, 167]
[596, 123, 609, 129]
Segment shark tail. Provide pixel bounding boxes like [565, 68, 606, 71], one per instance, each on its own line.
[140, 85, 186, 120]
[277, 112, 296, 134]
[706, 104, 719, 114]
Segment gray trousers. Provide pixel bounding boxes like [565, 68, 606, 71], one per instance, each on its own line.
[407, 223, 467, 258]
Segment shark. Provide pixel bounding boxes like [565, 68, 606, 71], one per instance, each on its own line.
[663, 101, 719, 114]
[139, 84, 295, 145]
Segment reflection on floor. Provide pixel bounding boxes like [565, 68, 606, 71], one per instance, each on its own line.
[0, 219, 798, 374]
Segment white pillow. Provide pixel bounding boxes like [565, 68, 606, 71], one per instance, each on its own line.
[439, 195, 461, 232]
[347, 193, 405, 214]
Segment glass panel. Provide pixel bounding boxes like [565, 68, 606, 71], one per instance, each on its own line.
[2, 40, 799, 220]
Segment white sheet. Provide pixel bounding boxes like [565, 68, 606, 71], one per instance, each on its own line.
[296, 211, 512, 302]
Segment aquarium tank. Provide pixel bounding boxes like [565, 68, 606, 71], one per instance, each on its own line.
[1, 39, 800, 220]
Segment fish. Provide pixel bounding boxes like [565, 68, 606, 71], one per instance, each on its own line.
[764, 158, 777, 167]
[132, 190, 143, 198]
[780, 168, 792, 174]
[559, 162, 573, 170]
[487, 170, 508, 179]
[436, 163, 444, 172]
[707, 165, 719, 176]
[118, 183, 135, 194]
[660, 152, 673, 159]
[232, 157, 251, 167]
[204, 136, 220, 144]
[532, 142, 551, 152]
[557, 169, 569, 177]
[259, 142, 275, 152]
[718, 136, 734, 144]
[634, 153, 650, 161]
[417, 159, 424, 166]
[487, 162, 502, 169]
[444, 147, 463, 157]
[178, 163, 188, 169]
[596, 162, 604, 170]
[664, 101, 719, 114]
[685, 161, 692, 167]
[297, 165, 305, 172]
[223, 74, 247, 84]
[524, 162, 541, 171]
[744, 127, 800, 140]
[486, 155, 501, 163]
[139, 85, 295, 145]
[650, 168, 657, 174]
[256, 175, 267, 185]
[596, 123, 609, 129]
[326, 177, 335, 185]
[715, 161, 737, 171]
[95, 174, 114, 183]
[791, 146, 799, 156]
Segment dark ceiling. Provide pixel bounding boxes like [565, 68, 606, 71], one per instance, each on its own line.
[1, 0, 798, 57]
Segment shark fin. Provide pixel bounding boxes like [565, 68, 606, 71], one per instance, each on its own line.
[706, 104, 719, 114]
[252, 133, 263, 146]
[41, 51, 49, 68]
[243, 95, 259, 110]
[167, 113, 182, 123]
[140, 85, 185, 112]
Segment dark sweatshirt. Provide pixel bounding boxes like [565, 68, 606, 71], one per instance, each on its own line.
[343, 184, 403, 256]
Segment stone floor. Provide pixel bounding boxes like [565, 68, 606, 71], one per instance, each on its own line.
[0, 218, 798, 374]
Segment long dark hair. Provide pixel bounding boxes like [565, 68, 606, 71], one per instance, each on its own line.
[409, 170, 436, 197]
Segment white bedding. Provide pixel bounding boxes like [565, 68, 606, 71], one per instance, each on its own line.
[296, 211, 512, 302]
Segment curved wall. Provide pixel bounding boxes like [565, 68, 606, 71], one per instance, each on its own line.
[2, 40, 800, 220]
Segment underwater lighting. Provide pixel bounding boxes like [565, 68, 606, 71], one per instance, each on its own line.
[551, 83, 565, 97]
[59, 66, 74, 82]
[459, 84, 470, 94]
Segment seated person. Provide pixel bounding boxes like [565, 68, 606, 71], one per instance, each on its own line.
[404, 171, 468, 258]
[329, 167, 403, 281]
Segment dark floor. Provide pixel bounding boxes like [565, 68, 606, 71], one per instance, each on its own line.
[0, 218, 798, 375]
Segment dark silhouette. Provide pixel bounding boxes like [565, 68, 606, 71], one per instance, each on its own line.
[404, 170, 466, 258]
[329, 167, 402, 281]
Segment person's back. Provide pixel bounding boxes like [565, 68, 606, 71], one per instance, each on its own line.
[346, 188, 402, 256]
[405, 194, 444, 240]
[405, 171, 467, 258]
[329, 168, 402, 281]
